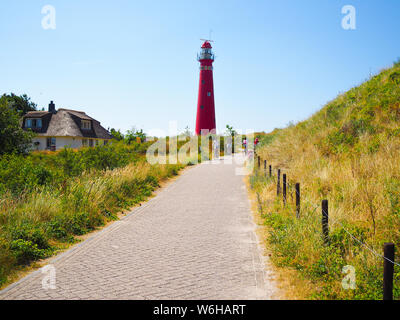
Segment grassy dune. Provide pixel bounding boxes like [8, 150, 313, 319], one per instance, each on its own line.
[252, 60, 400, 299]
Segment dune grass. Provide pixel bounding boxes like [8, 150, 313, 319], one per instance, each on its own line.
[251, 61, 400, 299]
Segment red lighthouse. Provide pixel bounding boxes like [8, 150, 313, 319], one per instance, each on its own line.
[195, 40, 216, 135]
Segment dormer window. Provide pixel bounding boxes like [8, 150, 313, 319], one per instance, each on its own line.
[81, 120, 91, 130]
[25, 118, 42, 129]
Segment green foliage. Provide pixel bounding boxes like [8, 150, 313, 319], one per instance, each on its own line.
[0, 154, 54, 194]
[10, 239, 51, 264]
[0, 99, 35, 155]
[225, 124, 237, 136]
[46, 219, 73, 242]
[5, 221, 52, 265]
[329, 223, 367, 257]
[7, 222, 50, 250]
[383, 178, 400, 244]
[389, 71, 400, 85]
[0, 239, 16, 285]
[125, 127, 146, 144]
[323, 117, 377, 154]
[0, 93, 37, 116]
[0, 143, 141, 196]
[385, 178, 400, 216]
[312, 63, 400, 156]
[75, 144, 135, 171]
[256, 132, 277, 147]
[110, 128, 124, 141]
[260, 191, 398, 299]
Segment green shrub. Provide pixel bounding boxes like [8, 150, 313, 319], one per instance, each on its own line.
[46, 219, 73, 242]
[329, 223, 367, 258]
[145, 175, 159, 188]
[7, 222, 49, 250]
[10, 239, 51, 264]
[0, 239, 15, 285]
[389, 71, 400, 84]
[0, 142, 143, 196]
[0, 155, 55, 195]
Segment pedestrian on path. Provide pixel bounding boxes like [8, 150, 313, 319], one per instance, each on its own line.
[226, 141, 231, 155]
[213, 138, 220, 159]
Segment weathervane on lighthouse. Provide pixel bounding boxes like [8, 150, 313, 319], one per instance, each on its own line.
[195, 39, 216, 135]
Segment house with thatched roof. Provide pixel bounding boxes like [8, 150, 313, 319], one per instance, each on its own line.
[21, 101, 112, 151]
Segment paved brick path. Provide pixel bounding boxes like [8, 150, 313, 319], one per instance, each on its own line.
[0, 155, 278, 300]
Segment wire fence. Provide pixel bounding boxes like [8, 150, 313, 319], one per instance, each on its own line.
[252, 153, 398, 299]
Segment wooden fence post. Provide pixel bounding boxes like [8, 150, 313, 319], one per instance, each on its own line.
[277, 169, 281, 196]
[383, 243, 395, 300]
[322, 200, 329, 245]
[256, 192, 263, 215]
[269, 165, 272, 178]
[283, 174, 287, 206]
[295, 183, 300, 218]
[264, 160, 267, 176]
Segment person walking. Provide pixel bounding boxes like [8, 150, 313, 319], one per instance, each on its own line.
[226, 141, 231, 155]
[213, 138, 220, 159]
[243, 138, 247, 155]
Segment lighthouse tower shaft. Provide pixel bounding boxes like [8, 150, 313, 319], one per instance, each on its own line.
[195, 41, 216, 135]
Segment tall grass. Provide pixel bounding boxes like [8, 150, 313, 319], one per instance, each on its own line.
[252, 62, 400, 299]
[0, 142, 187, 286]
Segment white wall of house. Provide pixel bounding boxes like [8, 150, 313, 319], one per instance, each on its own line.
[31, 137, 109, 151]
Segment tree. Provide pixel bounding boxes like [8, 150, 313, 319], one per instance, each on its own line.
[0, 99, 35, 155]
[125, 127, 146, 144]
[0, 93, 37, 116]
[225, 124, 237, 136]
[225, 124, 237, 154]
[134, 128, 146, 141]
[110, 128, 124, 141]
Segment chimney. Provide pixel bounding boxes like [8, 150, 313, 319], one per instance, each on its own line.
[48, 101, 56, 113]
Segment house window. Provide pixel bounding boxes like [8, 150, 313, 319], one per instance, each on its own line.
[89, 139, 94, 147]
[207, 92, 211, 96]
[46, 137, 56, 149]
[82, 139, 88, 146]
[26, 118, 42, 129]
[95, 140, 99, 146]
[81, 120, 91, 130]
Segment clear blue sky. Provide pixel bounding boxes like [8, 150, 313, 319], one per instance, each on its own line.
[1, 0, 399, 135]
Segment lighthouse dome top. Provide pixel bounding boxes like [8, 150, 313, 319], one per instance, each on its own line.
[201, 41, 212, 49]
[197, 40, 214, 61]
